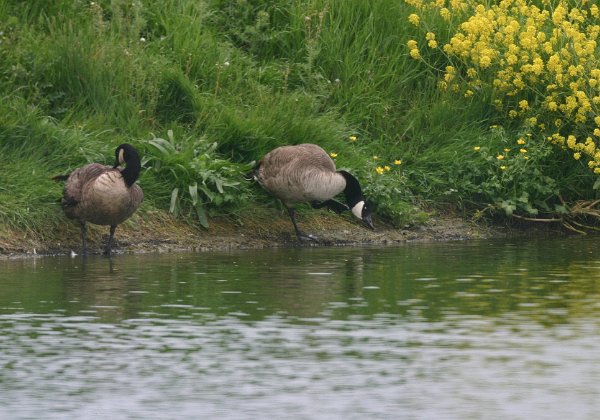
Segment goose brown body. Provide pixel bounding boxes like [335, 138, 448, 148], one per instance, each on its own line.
[62, 163, 143, 226]
[56, 144, 144, 255]
[253, 143, 373, 241]
[255, 143, 346, 206]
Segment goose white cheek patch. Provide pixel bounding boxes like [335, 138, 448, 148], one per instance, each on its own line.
[351, 201, 365, 219]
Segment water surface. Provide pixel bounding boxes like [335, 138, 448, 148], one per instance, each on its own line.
[2, 237, 600, 419]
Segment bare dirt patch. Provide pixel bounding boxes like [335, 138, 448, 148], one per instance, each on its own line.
[0, 207, 560, 259]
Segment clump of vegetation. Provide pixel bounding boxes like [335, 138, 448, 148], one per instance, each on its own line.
[144, 130, 253, 228]
[404, 0, 600, 222]
[0, 0, 599, 238]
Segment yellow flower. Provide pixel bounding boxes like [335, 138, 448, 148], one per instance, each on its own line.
[574, 152, 581, 160]
[329, 152, 338, 158]
[375, 166, 385, 175]
[473, 146, 481, 151]
[497, 154, 505, 160]
[408, 14, 420, 26]
[384, 165, 391, 172]
[517, 138, 526, 145]
[373, 156, 379, 160]
[504, 148, 510, 152]
[394, 159, 402, 165]
[519, 148, 527, 153]
[439, 7, 450, 20]
[518, 100, 529, 110]
[500, 165, 508, 170]
[480, 56, 492, 68]
[349, 135, 357, 141]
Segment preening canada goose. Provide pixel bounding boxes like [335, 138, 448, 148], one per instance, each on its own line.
[251, 143, 373, 241]
[53, 144, 144, 256]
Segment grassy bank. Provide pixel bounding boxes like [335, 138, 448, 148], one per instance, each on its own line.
[1, 0, 599, 247]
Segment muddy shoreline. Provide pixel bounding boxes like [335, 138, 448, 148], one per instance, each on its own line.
[0, 210, 565, 259]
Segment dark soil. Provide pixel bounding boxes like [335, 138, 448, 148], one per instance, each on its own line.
[0, 208, 563, 259]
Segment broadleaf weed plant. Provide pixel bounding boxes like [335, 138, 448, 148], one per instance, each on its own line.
[145, 130, 253, 228]
[331, 134, 428, 227]
[464, 125, 562, 217]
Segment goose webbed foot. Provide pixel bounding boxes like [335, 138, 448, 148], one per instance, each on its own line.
[286, 206, 319, 243]
[296, 231, 320, 242]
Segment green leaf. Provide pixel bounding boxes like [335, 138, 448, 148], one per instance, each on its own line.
[554, 204, 568, 214]
[195, 202, 209, 229]
[500, 200, 516, 216]
[518, 192, 529, 203]
[522, 203, 538, 215]
[199, 186, 215, 201]
[170, 188, 179, 215]
[594, 177, 600, 190]
[189, 183, 198, 205]
[148, 137, 177, 155]
[206, 142, 218, 153]
[215, 178, 224, 194]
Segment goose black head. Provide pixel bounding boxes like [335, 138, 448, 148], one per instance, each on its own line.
[338, 170, 374, 230]
[114, 143, 141, 187]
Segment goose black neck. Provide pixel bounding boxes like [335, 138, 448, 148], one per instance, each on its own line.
[338, 170, 363, 207]
[121, 158, 140, 187]
[116, 145, 141, 187]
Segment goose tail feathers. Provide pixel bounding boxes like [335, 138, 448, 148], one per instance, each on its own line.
[52, 174, 70, 182]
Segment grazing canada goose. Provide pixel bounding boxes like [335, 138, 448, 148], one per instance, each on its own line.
[53, 144, 144, 256]
[251, 143, 374, 241]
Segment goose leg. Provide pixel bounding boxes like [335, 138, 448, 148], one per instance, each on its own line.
[286, 207, 318, 242]
[104, 225, 117, 257]
[79, 221, 88, 255]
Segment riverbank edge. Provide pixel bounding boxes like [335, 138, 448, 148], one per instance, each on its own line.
[0, 208, 565, 259]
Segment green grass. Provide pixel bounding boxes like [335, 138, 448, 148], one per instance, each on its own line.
[0, 0, 598, 235]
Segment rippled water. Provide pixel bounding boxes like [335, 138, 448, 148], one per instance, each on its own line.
[2, 237, 600, 419]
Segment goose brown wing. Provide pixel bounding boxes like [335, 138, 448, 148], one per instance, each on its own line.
[129, 184, 144, 212]
[259, 144, 335, 180]
[293, 144, 336, 172]
[256, 144, 339, 205]
[62, 163, 110, 215]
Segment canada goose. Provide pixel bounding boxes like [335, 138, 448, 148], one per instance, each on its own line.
[53, 144, 144, 256]
[251, 143, 374, 241]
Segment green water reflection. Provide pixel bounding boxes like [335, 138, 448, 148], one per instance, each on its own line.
[1, 237, 600, 418]
[3, 237, 600, 324]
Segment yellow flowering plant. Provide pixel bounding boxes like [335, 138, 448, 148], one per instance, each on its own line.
[404, 0, 600, 175]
